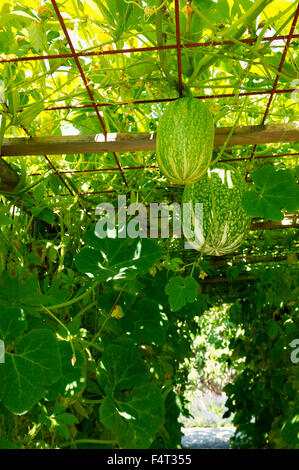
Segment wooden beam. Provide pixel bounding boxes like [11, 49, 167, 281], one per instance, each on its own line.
[1, 122, 298, 156]
[201, 275, 255, 284]
[181, 251, 297, 266]
[209, 254, 295, 267]
[250, 218, 299, 230]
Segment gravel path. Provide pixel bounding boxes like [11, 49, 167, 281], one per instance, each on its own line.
[182, 427, 235, 449]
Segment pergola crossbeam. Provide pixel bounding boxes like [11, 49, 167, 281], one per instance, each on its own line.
[1, 123, 298, 157]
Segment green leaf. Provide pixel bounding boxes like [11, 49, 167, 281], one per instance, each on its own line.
[75, 228, 161, 281]
[14, 102, 44, 127]
[0, 329, 61, 414]
[0, 438, 19, 449]
[56, 412, 79, 425]
[123, 298, 167, 346]
[0, 213, 12, 225]
[28, 21, 46, 52]
[36, 208, 55, 225]
[165, 276, 199, 311]
[0, 31, 15, 53]
[0, 306, 27, 343]
[100, 340, 149, 391]
[127, 61, 156, 78]
[47, 174, 63, 194]
[242, 165, 299, 220]
[266, 319, 281, 340]
[281, 413, 299, 448]
[47, 341, 86, 400]
[100, 384, 164, 449]
[160, 391, 182, 448]
[27, 253, 43, 266]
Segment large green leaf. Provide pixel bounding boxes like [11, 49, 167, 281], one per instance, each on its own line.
[165, 276, 199, 312]
[100, 340, 149, 391]
[0, 329, 61, 414]
[75, 227, 161, 281]
[100, 384, 164, 449]
[242, 165, 299, 220]
[122, 298, 167, 346]
[158, 391, 182, 449]
[0, 306, 27, 343]
[47, 341, 86, 400]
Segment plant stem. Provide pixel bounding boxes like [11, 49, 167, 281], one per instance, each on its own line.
[156, 2, 177, 90]
[59, 439, 117, 448]
[39, 281, 98, 310]
[90, 285, 126, 344]
[41, 305, 77, 357]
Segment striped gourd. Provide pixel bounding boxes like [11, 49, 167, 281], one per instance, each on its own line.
[156, 97, 214, 184]
[182, 168, 251, 255]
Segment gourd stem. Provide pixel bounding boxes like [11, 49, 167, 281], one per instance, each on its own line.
[156, 3, 177, 90]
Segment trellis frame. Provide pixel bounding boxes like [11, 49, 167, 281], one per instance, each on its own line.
[0, 0, 298, 206]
